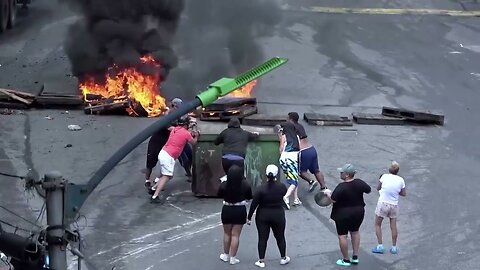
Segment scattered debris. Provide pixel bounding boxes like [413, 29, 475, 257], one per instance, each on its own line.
[1, 109, 14, 115]
[45, 116, 53, 120]
[303, 113, 353, 126]
[65, 144, 73, 148]
[68, 125, 82, 131]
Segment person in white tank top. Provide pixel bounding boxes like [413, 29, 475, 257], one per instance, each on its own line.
[372, 161, 406, 255]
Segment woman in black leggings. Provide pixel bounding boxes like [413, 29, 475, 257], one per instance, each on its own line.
[247, 164, 290, 268]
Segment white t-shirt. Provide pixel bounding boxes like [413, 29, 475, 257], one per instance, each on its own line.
[378, 174, 405, 205]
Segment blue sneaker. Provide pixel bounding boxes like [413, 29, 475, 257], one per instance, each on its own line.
[390, 246, 398, 254]
[372, 245, 385, 254]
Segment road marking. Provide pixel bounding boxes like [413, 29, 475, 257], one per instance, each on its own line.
[94, 212, 220, 256]
[159, 249, 190, 263]
[109, 222, 220, 264]
[288, 6, 480, 17]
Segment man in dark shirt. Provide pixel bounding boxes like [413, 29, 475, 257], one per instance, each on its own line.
[287, 112, 328, 193]
[214, 117, 259, 176]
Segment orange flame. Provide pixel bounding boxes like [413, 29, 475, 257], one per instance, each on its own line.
[229, 80, 257, 98]
[79, 55, 167, 117]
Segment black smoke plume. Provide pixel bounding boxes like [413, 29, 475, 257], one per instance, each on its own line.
[171, 0, 281, 96]
[63, 0, 185, 80]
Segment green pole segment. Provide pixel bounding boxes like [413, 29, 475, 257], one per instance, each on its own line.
[196, 57, 288, 106]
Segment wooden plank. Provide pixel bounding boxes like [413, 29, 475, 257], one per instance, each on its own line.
[0, 89, 33, 105]
[382, 107, 444, 125]
[308, 120, 353, 126]
[304, 113, 352, 126]
[353, 113, 407, 125]
[242, 114, 287, 126]
[35, 95, 84, 107]
[0, 88, 36, 98]
[84, 101, 129, 114]
[205, 97, 257, 111]
[304, 113, 351, 122]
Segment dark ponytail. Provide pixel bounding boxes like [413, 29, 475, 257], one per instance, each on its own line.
[267, 173, 275, 187]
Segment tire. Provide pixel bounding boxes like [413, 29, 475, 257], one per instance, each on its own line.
[7, 0, 15, 29]
[0, 0, 8, 33]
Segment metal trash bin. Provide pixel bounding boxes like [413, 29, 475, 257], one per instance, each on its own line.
[192, 133, 280, 197]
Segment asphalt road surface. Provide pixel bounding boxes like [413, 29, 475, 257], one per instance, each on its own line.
[1, 0, 480, 269]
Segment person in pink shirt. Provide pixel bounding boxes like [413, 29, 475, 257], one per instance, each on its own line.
[151, 116, 199, 203]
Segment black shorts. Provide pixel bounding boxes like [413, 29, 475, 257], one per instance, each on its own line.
[221, 205, 247, 225]
[146, 139, 166, 169]
[334, 209, 365, 235]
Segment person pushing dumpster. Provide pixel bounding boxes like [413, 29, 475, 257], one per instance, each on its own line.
[150, 116, 200, 203]
[214, 117, 259, 180]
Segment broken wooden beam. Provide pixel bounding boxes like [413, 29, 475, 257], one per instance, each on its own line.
[0, 89, 33, 105]
[84, 100, 129, 115]
[303, 113, 353, 126]
[352, 113, 407, 125]
[34, 95, 84, 108]
[381, 107, 444, 125]
[242, 114, 287, 126]
[0, 88, 36, 99]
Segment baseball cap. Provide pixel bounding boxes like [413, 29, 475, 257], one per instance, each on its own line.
[266, 164, 279, 177]
[171, 98, 183, 108]
[337, 163, 356, 174]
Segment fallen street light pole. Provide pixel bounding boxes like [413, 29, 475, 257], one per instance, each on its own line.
[32, 57, 288, 269]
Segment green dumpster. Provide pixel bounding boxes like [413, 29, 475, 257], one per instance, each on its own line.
[192, 134, 280, 197]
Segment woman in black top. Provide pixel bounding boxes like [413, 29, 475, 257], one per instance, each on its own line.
[326, 164, 371, 267]
[217, 165, 253, 265]
[247, 164, 291, 268]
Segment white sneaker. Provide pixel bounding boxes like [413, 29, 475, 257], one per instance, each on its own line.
[255, 260, 266, 268]
[283, 197, 290, 210]
[293, 199, 302, 206]
[229, 257, 240, 265]
[280, 256, 291, 265]
[219, 253, 229, 262]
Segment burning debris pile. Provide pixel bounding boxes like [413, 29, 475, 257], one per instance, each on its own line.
[81, 55, 167, 117]
[63, 0, 185, 117]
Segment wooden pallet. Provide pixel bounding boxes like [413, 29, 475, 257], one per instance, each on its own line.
[352, 113, 407, 125]
[242, 114, 287, 126]
[303, 113, 353, 126]
[382, 107, 444, 125]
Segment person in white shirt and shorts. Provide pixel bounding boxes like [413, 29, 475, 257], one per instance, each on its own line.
[372, 161, 406, 255]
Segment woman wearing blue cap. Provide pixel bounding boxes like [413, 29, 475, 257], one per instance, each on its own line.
[325, 164, 371, 266]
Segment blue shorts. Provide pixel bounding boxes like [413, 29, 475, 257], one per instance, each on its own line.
[279, 151, 299, 186]
[299, 146, 320, 174]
